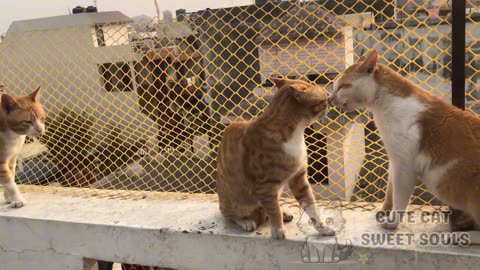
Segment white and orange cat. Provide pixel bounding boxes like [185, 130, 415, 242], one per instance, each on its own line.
[216, 78, 334, 239]
[329, 50, 480, 243]
[0, 86, 46, 208]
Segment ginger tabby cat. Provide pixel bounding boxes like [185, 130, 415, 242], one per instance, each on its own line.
[216, 77, 334, 239]
[0, 86, 46, 208]
[329, 49, 480, 244]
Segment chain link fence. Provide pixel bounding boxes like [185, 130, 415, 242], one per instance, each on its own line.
[0, 0, 475, 209]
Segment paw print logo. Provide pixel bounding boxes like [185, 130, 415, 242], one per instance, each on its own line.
[297, 200, 352, 263]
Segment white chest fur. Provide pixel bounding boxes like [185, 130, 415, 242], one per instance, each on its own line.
[0, 130, 26, 160]
[372, 95, 427, 162]
[372, 94, 456, 189]
[282, 122, 308, 163]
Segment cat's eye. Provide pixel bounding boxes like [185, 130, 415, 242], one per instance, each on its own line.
[22, 121, 32, 124]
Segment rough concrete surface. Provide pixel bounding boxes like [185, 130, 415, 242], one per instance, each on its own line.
[0, 191, 479, 270]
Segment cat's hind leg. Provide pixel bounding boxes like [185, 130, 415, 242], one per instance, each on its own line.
[235, 218, 257, 232]
[221, 203, 262, 232]
[233, 207, 267, 232]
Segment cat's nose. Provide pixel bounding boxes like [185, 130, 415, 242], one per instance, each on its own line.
[34, 126, 45, 134]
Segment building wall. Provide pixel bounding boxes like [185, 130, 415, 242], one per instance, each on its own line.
[354, 23, 453, 101]
[258, 35, 345, 81]
[0, 25, 156, 146]
[92, 24, 131, 47]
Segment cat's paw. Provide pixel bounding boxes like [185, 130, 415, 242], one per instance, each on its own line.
[271, 226, 286, 240]
[10, 199, 26, 208]
[282, 211, 294, 222]
[236, 219, 257, 232]
[9, 195, 26, 208]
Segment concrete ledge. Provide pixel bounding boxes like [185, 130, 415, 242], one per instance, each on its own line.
[0, 191, 480, 270]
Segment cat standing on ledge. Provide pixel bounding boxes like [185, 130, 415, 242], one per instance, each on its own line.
[0, 86, 46, 208]
[216, 77, 334, 239]
[329, 49, 480, 244]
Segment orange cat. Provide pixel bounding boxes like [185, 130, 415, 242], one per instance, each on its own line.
[0, 87, 46, 207]
[216, 77, 334, 239]
[329, 50, 480, 244]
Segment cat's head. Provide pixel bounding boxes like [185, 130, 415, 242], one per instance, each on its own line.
[1, 86, 46, 137]
[328, 50, 379, 112]
[269, 77, 329, 120]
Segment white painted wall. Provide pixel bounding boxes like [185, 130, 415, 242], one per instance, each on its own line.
[0, 25, 156, 145]
[92, 24, 130, 47]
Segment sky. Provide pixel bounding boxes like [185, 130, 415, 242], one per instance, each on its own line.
[0, 0, 253, 34]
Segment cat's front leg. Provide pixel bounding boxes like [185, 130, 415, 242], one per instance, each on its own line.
[376, 166, 394, 221]
[3, 182, 26, 208]
[382, 172, 393, 213]
[379, 161, 415, 230]
[1, 162, 25, 208]
[289, 169, 335, 236]
[256, 188, 285, 239]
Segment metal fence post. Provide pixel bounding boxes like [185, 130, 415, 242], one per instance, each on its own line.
[449, 0, 472, 231]
[451, 0, 466, 110]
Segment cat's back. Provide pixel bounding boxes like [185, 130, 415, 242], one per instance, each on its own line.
[222, 120, 250, 142]
[418, 96, 480, 158]
[217, 120, 250, 173]
[216, 120, 252, 198]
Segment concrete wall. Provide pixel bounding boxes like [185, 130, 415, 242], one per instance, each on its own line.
[2, 190, 479, 270]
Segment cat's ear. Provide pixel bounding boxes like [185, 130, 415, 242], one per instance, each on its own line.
[293, 90, 305, 102]
[290, 83, 308, 102]
[269, 77, 287, 89]
[360, 50, 378, 74]
[29, 86, 41, 102]
[1, 94, 17, 113]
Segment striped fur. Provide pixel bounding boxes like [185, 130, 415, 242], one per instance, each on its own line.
[216, 78, 331, 239]
[0, 86, 46, 208]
